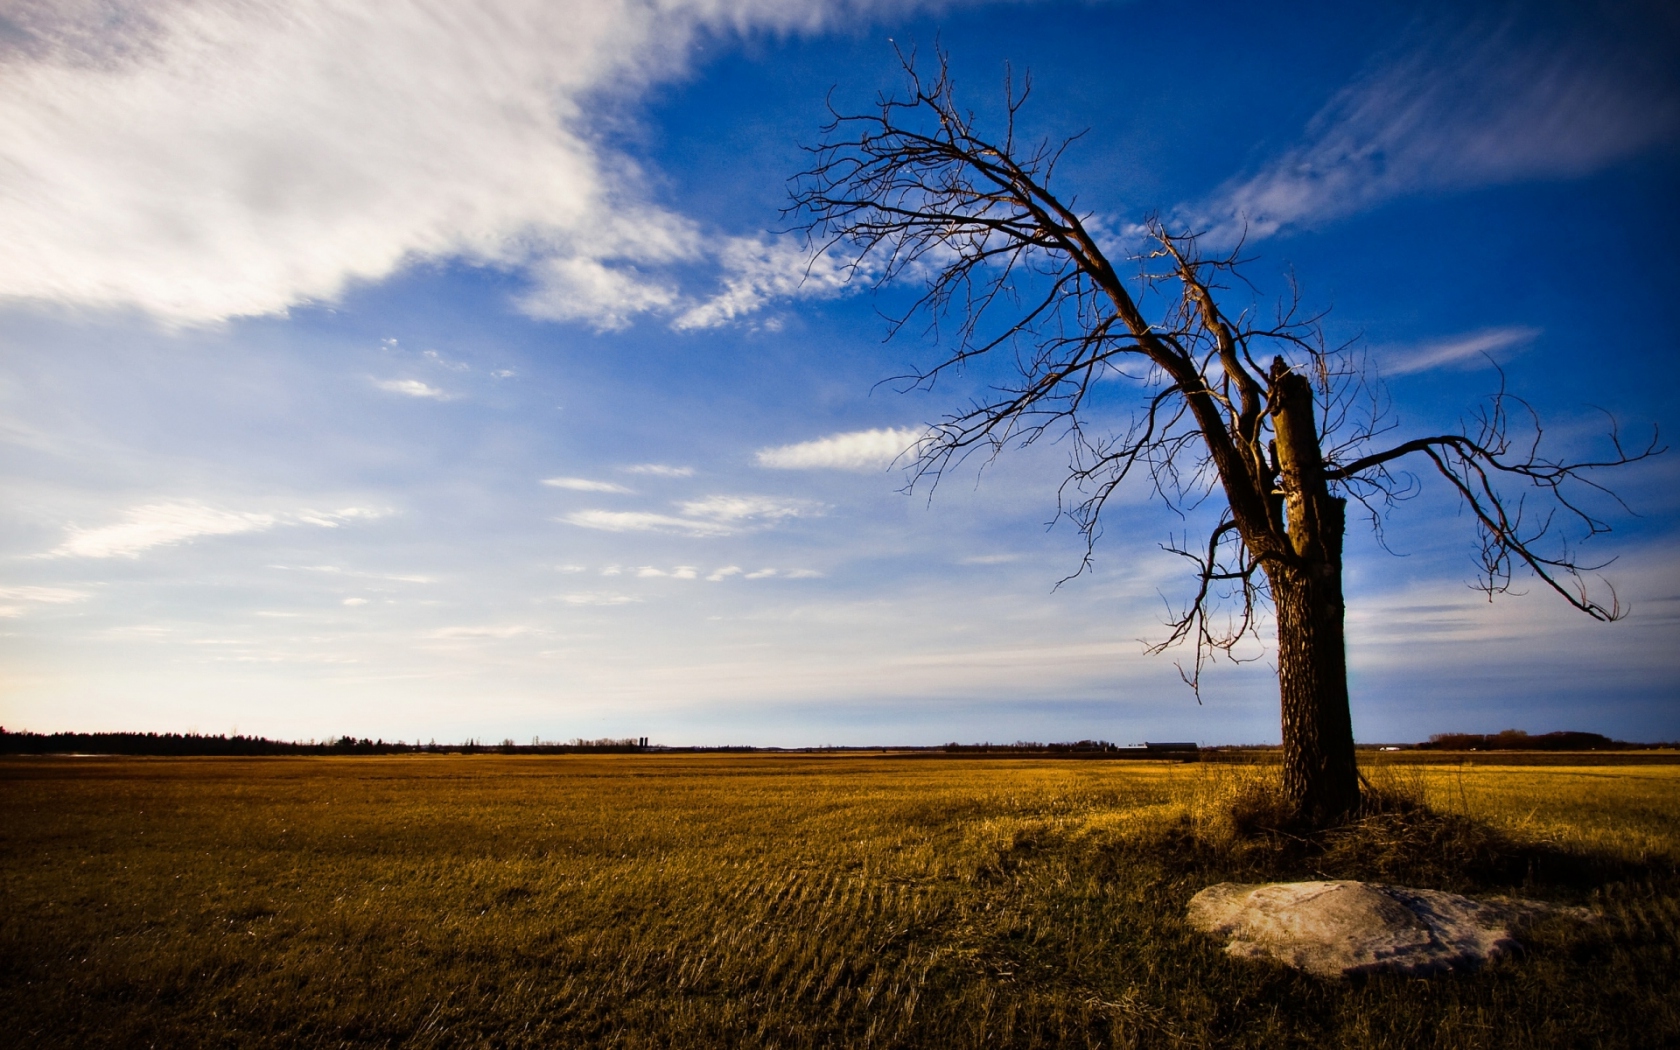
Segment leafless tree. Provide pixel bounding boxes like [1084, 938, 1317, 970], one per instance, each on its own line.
[790, 51, 1660, 824]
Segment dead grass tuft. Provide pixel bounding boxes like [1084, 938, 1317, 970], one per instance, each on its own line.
[1142, 757, 1665, 900]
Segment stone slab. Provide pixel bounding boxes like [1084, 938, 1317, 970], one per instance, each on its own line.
[1186, 880, 1558, 978]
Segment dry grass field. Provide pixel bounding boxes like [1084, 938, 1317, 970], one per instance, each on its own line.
[2, 753, 1677, 1049]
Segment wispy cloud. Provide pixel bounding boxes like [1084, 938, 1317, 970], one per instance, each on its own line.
[558, 593, 641, 606]
[49, 502, 385, 558]
[427, 624, 534, 639]
[635, 565, 700, 579]
[678, 495, 817, 522]
[674, 235, 859, 330]
[699, 565, 822, 581]
[374, 378, 451, 400]
[293, 508, 388, 528]
[756, 427, 926, 471]
[542, 477, 633, 493]
[0, 584, 92, 615]
[622, 463, 694, 477]
[1382, 326, 1540, 377]
[560, 494, 816, 537]
[560, 509, 737, 538]
[1193, 15, 1680, 243]
[422, 350, 468, 372]
[49, 503, 276, 558]
[0, 585, 91, 604]
[0, 0, 926, 328]
[519, 253, 687, 332]
[271, 563, 432, 583]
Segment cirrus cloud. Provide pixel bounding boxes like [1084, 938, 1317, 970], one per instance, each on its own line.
[0, 0, 945, 329]
[678, 495, 817, 521]
[1192, 12, 1680, 245]
[621, 463, 694, 477]
[374, 378, 451, 400]
[673, 235, 861, 330]
[559, 494, 818, 537]
[756, 427, 926, 471]
[1381, 326, 1541, 377]
[47, 501, 385, 558]
[560, 509, 738, 538]
[542, 477, 634, 493]
[0, 585, 92, 603]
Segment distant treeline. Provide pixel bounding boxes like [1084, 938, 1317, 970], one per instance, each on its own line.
[5, 728, 1669, 757]
[942, 740, 1123, 753]
[1416, 730, 1666, 751]
[0, 730, 653, 756]
[0, 731, 1190, 758]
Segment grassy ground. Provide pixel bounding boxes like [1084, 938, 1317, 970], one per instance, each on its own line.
[1, 754, 1676, 1049]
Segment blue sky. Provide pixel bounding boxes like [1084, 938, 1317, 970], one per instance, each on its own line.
[2, 0, 1676, 745]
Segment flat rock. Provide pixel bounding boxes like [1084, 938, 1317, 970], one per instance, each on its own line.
[1186, 880, 1555, 978]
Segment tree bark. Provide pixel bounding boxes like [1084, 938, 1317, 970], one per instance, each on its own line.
[1267, 364, 1361, 823]
[1267, 542, 1360, 823]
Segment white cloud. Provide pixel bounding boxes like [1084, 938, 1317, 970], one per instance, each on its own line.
[375, 378, 451, 400]
[561, 494, 816, 537]
[756, 427, 926, 471]
[678, 495, 818, 522]
[960, 553, 1020, 565]
[622, 463, 694, 477]
[423, 350, 468, 371]
[1193, 18, 1679, 243]
[518, 253, 686, 331]
[293, 507, 389, 527]
[707, 565, 743, 581]
[559, 509, 737, 538]
[632, 565, 697, 579]
[559, 592, 641, 606]
[542, 477, 633, 493]
[48, 501, 386, 558]
[732, 566, 826, 580]
[0, 585, 91, 604]
[0, 0, 921, 327]
[427, 624, 533, 639]
[342, 597, 368, 606]
[271, 563, 429, 582]
[674, 235, 860, 330]
[1382, 327, 1540, 377]
[50, 502, 276, 558]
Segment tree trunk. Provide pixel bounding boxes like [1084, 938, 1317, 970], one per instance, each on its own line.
[1267, 364, 1361, 824]
[1267, 527, 1361, 824]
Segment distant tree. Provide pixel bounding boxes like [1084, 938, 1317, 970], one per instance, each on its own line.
[790, 52, 1659, 825]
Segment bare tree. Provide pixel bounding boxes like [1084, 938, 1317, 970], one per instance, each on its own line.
[790, 52, 1660, 824]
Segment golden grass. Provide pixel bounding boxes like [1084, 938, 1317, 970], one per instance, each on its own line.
[2, 753, 1676, 1048]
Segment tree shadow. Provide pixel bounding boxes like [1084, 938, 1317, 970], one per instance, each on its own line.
[1127, 768, 1673, 901]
